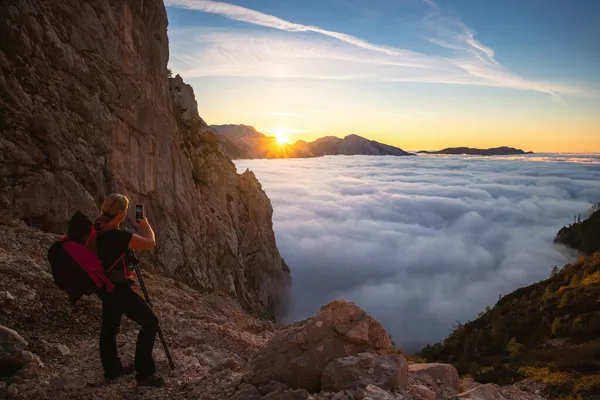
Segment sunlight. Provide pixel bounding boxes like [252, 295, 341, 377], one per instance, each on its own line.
[273, 127, 290, 144]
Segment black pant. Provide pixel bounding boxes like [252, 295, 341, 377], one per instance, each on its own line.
[99, 283, 158, 379]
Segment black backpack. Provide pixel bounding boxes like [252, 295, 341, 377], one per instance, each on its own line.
[47, 212, 116, 303]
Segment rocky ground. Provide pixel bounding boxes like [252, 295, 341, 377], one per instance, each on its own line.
[0, 220, 547, 400]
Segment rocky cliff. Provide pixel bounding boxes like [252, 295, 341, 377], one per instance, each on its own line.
[0, 0, 289, 318]
[554, 208, 600, 255]
[419, 251, 600, 399]
[211, 125, 413, 159]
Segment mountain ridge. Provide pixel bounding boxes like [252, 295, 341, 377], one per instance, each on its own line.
[211, 124, 414, 159]
[418, 146, 533, 156]
[418, 208, 600, 399]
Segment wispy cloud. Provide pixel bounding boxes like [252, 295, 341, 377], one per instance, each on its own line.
[165, 0, 588, 98]
[165, 0, 414, 57]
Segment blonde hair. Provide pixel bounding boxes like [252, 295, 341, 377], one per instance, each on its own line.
[99, 193, 129, 224]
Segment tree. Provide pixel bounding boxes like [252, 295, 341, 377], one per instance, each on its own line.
[542, 286, 553, 302]
[551, 265, 559, 277]
[506, 337, 526, 358]
[570, 272, 582, 287]
[552, 317, 561, 336]
[572, 316, 584, 332]
[559, 292, 571, 308]
[491, 314, 506, 340]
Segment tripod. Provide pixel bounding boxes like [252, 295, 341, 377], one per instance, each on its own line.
[129, 251, 175, 370]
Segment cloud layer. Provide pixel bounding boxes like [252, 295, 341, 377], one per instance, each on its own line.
[235, 153, 600, 351]
[165, 0, 588, 97]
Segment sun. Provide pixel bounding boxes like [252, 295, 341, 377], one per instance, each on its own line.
[276, 133, 290, 145]
[273, 128, 290, 145]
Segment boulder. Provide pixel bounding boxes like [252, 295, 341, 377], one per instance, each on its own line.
[457, 384, 506, 400]
[11, 352, 44, 381]
[199, 350, 226, 367]
[331, 392, 353, 400]
[499, 386, 544, 400]
[408, 363, 460, 394]
[56, 344, 71, 356]
[409, 384, 436, 400]
[258, 380, 291, 395]
[355, 384, 403, 400]
[209, 358, 242, 374]
[321, 352, 408, 392]
[245, 301, 393, 392]
[230, 384, 263, 400]
[0, 325, 30, 377]
[3, 291, 15, 301]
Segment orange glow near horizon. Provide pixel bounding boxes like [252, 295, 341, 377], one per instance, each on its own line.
[194, 80, 600, 153]
[252, 122, 600, 153]
[245, 113, 600, 153]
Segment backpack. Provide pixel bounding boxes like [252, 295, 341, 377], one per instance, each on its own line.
[47, 211, 123, 303]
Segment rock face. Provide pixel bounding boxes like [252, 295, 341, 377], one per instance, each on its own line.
[0, 0, 290, 318]
[211, 125, 414, 159]
[417, 146, 532, 156]
[245, 300, 394, 393]
[554, 209, 600, 255]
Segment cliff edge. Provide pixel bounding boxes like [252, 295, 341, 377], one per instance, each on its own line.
[0, 0, 289, 319]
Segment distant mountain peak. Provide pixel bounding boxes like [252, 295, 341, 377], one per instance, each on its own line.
[418, 146, 532, 156]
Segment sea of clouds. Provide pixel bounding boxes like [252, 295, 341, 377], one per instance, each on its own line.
[235, 153, 600, 351]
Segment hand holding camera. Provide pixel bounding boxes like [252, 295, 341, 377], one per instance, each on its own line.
[135, 204, 150, 227]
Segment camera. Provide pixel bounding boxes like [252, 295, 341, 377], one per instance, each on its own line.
[136, 204, 144, 220]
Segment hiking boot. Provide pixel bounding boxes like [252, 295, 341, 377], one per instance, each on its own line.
[104, 364, 135, 382]
[136, 374, 165, 388]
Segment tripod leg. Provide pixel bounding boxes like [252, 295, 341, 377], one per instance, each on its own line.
[157, 325, 175, 369]
[134, 265, 175, 370]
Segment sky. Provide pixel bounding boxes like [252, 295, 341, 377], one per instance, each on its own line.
[235, 153, 600, 351]
[165, 0, 600, 152]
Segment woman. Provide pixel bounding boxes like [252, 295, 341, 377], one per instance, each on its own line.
[95, 193, 164, 387]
